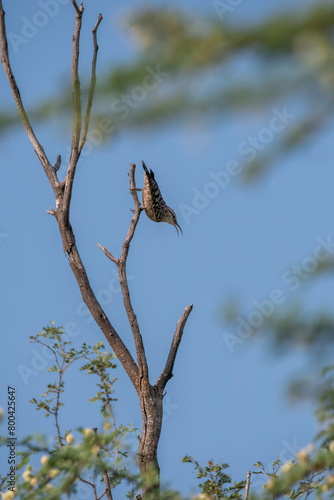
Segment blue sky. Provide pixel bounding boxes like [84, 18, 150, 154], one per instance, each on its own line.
[0, 0, 332, 498]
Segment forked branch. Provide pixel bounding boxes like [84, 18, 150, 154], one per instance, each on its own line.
[0, 0, 140, 392]
[98, 163, 193, 393]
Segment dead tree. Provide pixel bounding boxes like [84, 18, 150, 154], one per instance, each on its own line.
[0, 1, 192, 497]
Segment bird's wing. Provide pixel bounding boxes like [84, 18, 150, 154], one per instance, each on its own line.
[142, 161, 166, 221]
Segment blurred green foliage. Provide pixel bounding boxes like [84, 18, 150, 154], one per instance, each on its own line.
[2, 3, 334, 180]
[3, 326, 334, 499]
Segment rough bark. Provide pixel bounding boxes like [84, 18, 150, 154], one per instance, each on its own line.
[138, 385, 163, 496]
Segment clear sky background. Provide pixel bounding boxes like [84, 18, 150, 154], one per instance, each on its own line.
[0, 0, 332, 498]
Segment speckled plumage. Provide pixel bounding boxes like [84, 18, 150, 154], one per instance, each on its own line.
[142, 161, 182, 235]
[142, 162, 167, 222]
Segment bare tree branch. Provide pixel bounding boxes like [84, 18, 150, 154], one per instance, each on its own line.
[97, 244, 119, 265]
[244, 471, 251, 500]
[79, 12, 103, 154]
[63, 1, 84, 222]
[71, 0, 83, 149]
[118, 164, 148, 383]
[97, 490, 106, 500]
[77, 474, 98, 499]
[66, 243, 140, 389]
[98, 164, 149, 385]
[103, 471, 113, 500]
[121, 163, 143, 255]
[71, 0, 81, 15]
[156, 304, 193, 390]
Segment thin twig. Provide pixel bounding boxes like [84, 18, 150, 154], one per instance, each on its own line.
[105, 399, 119, 470]
[97, 244, 118, 264]
[94, 363, 120, 472]
[31, 336, 85, 447]
[97, 490, 107, 500]
[79, 13, 103, 154]
[156, 304, 193, 390]
[54, 362, 65, 447]
[71, 1, 83, 147]
[120, 163, 143, 256]
[98, 164, 148, 387]
[71, 0, 81, 15]
[63, 1, 84, 221]
[93, 361, 120, 467]
[244, 471, 251, 500]
[102, 384, 117, 432]
[31, 338, 64, 445]
[77, 475, 98, 499]
[92, 428, 113, 500]
[118, 164, 148, 384]
[97, 163, 143, 264]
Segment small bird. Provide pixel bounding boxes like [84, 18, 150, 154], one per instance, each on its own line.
[142, 161, 182, 235]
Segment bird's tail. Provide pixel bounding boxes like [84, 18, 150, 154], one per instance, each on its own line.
[141, 160, 149, 174]
[141, 160, 154, 179]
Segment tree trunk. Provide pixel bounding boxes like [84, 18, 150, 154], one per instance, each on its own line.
[0, 7, 193, 498]
[138, 384, 164, 498]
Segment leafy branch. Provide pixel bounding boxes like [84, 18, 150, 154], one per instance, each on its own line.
[182, 456, 246, 500]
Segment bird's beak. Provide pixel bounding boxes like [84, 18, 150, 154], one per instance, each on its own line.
[174, 221, 183, 236]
